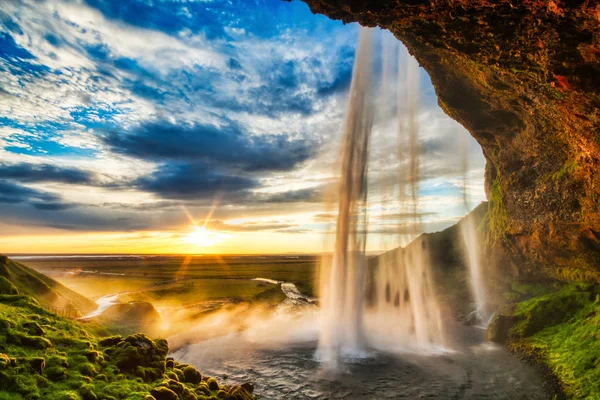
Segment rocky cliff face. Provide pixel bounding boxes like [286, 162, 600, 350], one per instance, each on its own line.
[301, 0, 600, 282]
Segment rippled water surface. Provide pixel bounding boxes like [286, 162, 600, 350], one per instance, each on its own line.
[171, 321, 547, 400]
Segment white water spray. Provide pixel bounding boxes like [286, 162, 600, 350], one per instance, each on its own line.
[365, 43, 445, 352]
[317, 27, 374, 368]
[460, 134, 490, 325]
[318, 30, 446, 368]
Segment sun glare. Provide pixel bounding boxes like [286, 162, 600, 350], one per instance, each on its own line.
[184, 226, 225, 247]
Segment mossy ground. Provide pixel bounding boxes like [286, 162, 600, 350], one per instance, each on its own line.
[496, 283, 600, 399]
[0, 293, 254, 400]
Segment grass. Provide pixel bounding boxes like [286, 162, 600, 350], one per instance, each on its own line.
[0, 292, 254, 400]
[122, 279, 278, 307]
[0, 258, 95, 314]
[23, 255, 317, 302]
[504, 284, 600, 399]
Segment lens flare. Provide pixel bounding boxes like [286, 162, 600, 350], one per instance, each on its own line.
[184, 226, 225, 247]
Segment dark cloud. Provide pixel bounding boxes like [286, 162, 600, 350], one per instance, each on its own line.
[255, 186, 322, 203]
[0, 180, 60, 204]
[103, 120, 315, 172]
[135, 163, 258, 201]
[0, 163, 96, 184]
[31, 202, 75, 211]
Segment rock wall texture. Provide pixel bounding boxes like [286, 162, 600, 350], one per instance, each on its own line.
[300, 0, 600, 282]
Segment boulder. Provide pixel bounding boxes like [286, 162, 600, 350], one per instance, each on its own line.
[150, 386, 178, 400]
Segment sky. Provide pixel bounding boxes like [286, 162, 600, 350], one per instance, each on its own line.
[0, 0, 486, 254]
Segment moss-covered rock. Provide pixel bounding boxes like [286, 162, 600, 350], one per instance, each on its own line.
[150, 386, 178, 400]
[206, 377, 219, 391]
[0, 282, 253, 400]
[102, 333, 167, 383]
[182, 366, 202, 384]
[490, 283, 600, 398]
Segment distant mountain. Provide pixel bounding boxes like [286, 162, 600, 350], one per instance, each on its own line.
[0, 255, 96, 315]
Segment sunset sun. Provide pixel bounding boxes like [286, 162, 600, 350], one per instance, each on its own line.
[184, 226, 225, 247]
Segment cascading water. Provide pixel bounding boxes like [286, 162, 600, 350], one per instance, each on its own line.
[317, 27, 374, 368]
[318, 29, 446, 369]
[459, 136, 490, 325]
[365, 42, 445, 352]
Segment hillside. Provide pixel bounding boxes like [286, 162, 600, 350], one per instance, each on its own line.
[367, 202, 489, 316]
[0, 291, 255, 400]
[0, 255, 96, 316]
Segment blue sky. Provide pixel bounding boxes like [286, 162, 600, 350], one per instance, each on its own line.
[0, 0, 485, 253]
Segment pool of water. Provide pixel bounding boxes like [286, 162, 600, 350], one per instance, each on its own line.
[170, 311, 547, 400]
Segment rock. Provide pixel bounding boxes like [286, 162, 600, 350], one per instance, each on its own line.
[105, 334, 168, 382]
[487, 314, 516, 343]
[29, 357, 45, 374]
[240, 383, 254, 394]
[99, 335, 124, 347]
[206, 377, 219, 391]
[300, 0, 600, 283]
[150, 386, 178, 400]
[464, 311, 480, 326]
[183, 366, 202, 384]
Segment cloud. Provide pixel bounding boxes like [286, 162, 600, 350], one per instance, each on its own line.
[135, 162, 258, 201]
[0, 163, 96, 184]
[103, 120, 316, 172]
[0, 180, 58, 204]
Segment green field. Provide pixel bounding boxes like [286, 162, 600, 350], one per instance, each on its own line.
[20, 255, 318, 308]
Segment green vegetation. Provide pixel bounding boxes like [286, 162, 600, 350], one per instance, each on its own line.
[489, 283, 600, 399]
[551, 160, 578, 181]
[0, 291, 254, 400]
[0, 257, 95, 315]
[24, 255, 317, 305]
[123, 279, 278, 307]
[487, 179, 508, 245]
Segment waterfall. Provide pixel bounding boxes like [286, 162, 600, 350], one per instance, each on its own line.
[364, 43, 445, 352]
[318, 29, 447, 369]
[317, 27, 374, 368]
[459, 135, 490, 325]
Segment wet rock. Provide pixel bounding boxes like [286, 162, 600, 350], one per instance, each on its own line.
[301, 0, 600, 284]
[487, 314, 516, 343]
[240, 383, 254, 394]
[464, 311, 481, 326]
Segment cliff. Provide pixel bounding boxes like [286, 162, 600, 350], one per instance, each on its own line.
[299, 0, 600, 282]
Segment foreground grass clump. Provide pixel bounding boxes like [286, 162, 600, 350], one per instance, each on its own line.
[489, 283, 600, 399]
[0, 292, 255, 400]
